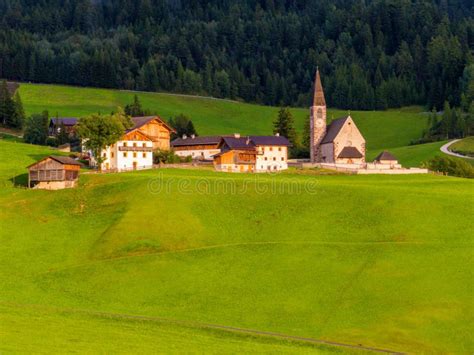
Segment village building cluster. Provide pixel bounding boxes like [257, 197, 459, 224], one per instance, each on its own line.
[29, 68, 427, 189]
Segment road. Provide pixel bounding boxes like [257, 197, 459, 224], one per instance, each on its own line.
[440, 140, 473, 159]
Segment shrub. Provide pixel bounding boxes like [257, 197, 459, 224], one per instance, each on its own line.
[45, 137, 58, 147]
[425, 156, 474, 178]
[153, 149, 181, 164]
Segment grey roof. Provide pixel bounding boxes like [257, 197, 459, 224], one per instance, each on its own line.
[249, 136, 291, 146]
[221, 136, 255, 150]
[321, 116, 350, 144]
[50, 117, 78, 126]
[171, 136, 221, 147]
[375, 151, 397, 161]
[337, 146, 363, 159]
[220, 135, 291, 150]
[28, 155, 82, 168]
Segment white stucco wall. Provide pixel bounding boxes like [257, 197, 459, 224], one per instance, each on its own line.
[99, 140, 153, 171]
[255, 145, 288, 172]
[175, 149, 221, 160]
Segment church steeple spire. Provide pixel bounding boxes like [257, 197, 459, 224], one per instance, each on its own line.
[313, 67, 326, 106]
[310, 67, 327, 163]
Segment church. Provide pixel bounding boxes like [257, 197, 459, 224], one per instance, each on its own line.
[310, 69, 366, 165]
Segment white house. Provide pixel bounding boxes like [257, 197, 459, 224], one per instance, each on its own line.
[213, 134, 290, 173]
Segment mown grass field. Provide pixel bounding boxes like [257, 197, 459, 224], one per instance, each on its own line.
[0, 139, 473, 353]
[19, 83, 432, 165]
[450, 136, 474, 157]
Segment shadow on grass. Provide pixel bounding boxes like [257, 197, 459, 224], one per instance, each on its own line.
[10, 173, 29, 188]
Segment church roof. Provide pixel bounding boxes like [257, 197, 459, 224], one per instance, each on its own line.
[321, 116, 350, 144]
[375, 151, 397, 161]
[313, 68, 326, 106]
[337, 146, 364, 159]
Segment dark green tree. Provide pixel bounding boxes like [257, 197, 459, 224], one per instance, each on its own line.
[273, 107, 297, 146]
[24, 111, 49, 145]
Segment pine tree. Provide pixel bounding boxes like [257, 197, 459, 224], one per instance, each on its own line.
[124, 95, 145, 116]
[0, 80, 14, 126]
[273, 107, 297, 146]
[9, 92, 25, 129]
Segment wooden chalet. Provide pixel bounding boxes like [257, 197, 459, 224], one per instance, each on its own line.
[129, 116, 175, 150]
[28, 156, 82, 190]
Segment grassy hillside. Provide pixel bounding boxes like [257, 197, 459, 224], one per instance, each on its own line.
[449, 137, 474, 157]
[1, 140, 473, 353]
[19, 83, 429, 159]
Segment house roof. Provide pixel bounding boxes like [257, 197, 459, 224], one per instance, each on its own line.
[129, 116, 175, 133]
[50, 117, 78, 126]
[171, 136, 222, 147]
[249, 136, 291, 146]
[313, 68, 326, 106]
[321, 116, 350, 144]
[7, 82, 19, 95]
[337, 146, 363, 159]
[28, 155, 82, 168]
[221, 136, 256, 150]
[219, 135, 291, 150]
[375, 151, 397, 161]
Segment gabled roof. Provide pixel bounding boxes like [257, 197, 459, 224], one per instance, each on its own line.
[249, 136, 291, 146]
[375, 151, 397, 161]
[321, 116, 350, 144]
[220, 136, 256, 150]
[337, 146, 363, 159]
[28, 155, 82, 168]
[123, 128, 153, 141]
[313, 68, 326, 106]
[129, 116, 175, 133]
[50, 117, 78, 126]
[171, 136, 221, 147]
[219, 135, 291, 151]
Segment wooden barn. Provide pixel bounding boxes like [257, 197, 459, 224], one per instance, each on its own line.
[28, 156, 82, 190]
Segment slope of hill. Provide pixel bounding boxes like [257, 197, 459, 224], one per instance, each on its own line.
[1, 140, 473, 353]
[19, 83, 431, 165]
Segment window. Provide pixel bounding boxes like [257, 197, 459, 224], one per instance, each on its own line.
[103, 152, 106, 158]
[142, 143, 146, 147]
[143, 153, 146, 158]
[133, 152, 137, 158]
[278, 147, 282, 151]
[133, 142, 137, 147]
[264, 157, 268, 161]
[269, 147, 273, 151]
[281, 157, 284, 161]
[123, 142, 127, 147]
[123, 152, 127, 157]
[273, 157, 276, 161]
[111, 152, 114, 158]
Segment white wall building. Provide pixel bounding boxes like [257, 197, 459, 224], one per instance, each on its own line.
[213, 134, 290, 173]
[90, 129, 154, 171]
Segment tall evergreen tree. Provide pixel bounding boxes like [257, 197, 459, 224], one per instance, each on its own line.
[273, 107, 297, 146]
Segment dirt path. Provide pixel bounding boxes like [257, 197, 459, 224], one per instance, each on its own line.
[1, 301, 404, 354]
[440, 140, 474, 159]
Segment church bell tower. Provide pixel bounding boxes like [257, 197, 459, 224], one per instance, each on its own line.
[310, 68, 327, 163]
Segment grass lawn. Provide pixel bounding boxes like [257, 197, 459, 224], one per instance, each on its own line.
[18, 83, 429, 159]
[0, 140, 473, 353]
[449, 136, 474, 157]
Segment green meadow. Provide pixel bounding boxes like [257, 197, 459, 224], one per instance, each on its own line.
[0, 139, 473, 353]
[19, 83, 432, 165]
[450, 137, 474, 157]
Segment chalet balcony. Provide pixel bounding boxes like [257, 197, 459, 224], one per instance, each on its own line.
[118, 146, 154, 152]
